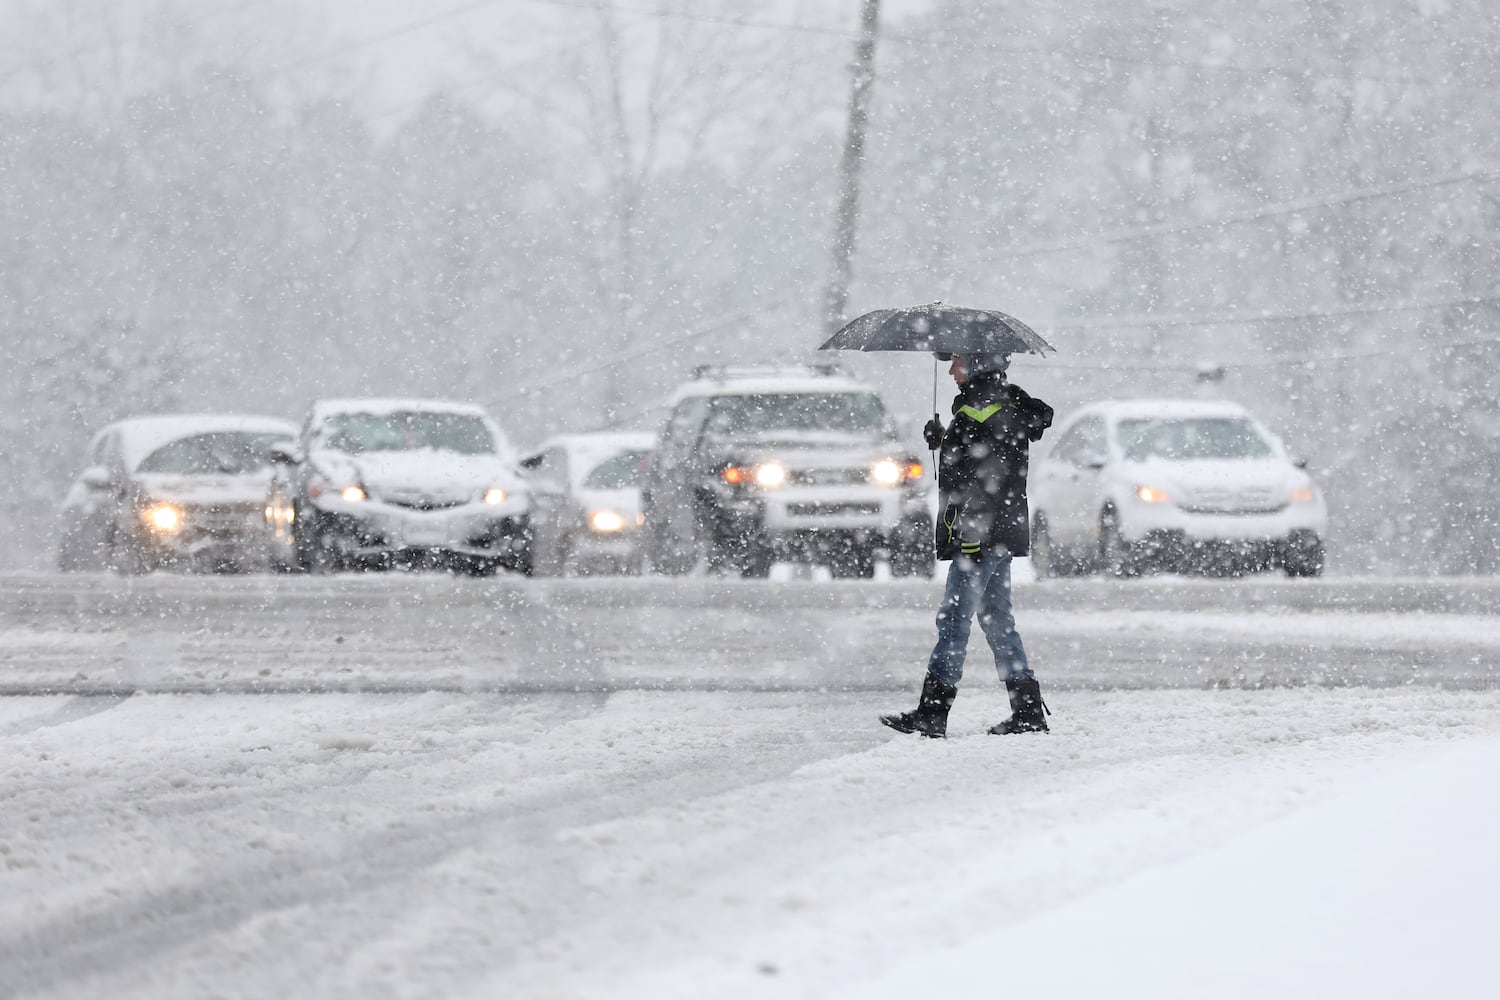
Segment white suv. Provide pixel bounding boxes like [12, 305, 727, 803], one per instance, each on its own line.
[1030, 398, 1327, 577]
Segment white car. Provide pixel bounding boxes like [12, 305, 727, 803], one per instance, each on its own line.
[1029, 399, 1328, 578]
[266, 399, 533, 575]
[520, 431, 655, 575]
[57, 414, 297, 574]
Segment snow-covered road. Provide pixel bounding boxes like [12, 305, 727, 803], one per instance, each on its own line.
[2, 573, 1498, 998]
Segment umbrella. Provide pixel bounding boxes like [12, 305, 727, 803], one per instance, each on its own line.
[817, 302, 1056, 357]
[818, 303, 1056, 479]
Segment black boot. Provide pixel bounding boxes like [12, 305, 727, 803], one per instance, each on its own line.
[880, 674, 957, 738]
[988, 677, 1049, 734]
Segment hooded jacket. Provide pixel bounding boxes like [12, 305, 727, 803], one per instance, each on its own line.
[935, 373, 1053, 559]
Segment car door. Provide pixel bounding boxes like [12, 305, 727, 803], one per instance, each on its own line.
[1045, 416, 1109, 547]
[525, 446, 576, 575]
[645, 396, 708, 541]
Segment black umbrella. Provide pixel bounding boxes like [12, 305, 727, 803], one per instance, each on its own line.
[817, 302, 1056, 357]
[819, 303, 1056, 479]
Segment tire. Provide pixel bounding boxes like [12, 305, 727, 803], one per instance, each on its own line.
[108, 531, 152, 576]
[645, 515, 696, 576]
[889, 518, 935, 579]
[1030, 515, 1055, 580]
[738, 535, 775, 579]
[829, 545, 877, 579]
[1283, 531, 1325, 578]
[1098, 508, 1138, 578]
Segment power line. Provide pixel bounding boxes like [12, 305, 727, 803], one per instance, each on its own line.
[1046, 290, 1500, 333]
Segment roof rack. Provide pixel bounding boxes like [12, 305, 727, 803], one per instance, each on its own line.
[690, 361, 847, 381]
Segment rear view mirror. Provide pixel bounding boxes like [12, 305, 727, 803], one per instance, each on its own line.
[80, 465, 115, 490]
[267, 443, 303, 466]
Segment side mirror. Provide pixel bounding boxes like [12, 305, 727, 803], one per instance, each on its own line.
[519, 454, 543, 471]
[267, 443, 303, 466]
[80, 465, 115, 490]
[1293, 457, 1309, 470]
[1081, 451, 1108, 471]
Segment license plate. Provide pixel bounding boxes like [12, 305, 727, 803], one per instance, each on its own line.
[404, 523, 450, 546]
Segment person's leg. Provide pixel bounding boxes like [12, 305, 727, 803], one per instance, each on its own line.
[926, 553, 987, 687]
[975, 550, 1033, 682]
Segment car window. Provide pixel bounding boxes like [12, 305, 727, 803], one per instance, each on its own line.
[136, 432, 291, 475]
[704, 392, 887, 435]
[1116, 417, 1273, 461]
[583, 450, 650, 490]
[320, 412, 496, 455]
[661, 397, 708, 464]
[1052, 417, 1105, 468]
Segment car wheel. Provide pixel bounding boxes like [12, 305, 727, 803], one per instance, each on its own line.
[645, 513, 696, 576]
[108, 531, 152, 576]
[830, 545, 877, 579]
[1283, 530, 1325, 578]
[889, 517, 935, 578]
[1098, 508, 1138, 578]
[737, 534, 775, 579]
[1030, 515, 1055, 580]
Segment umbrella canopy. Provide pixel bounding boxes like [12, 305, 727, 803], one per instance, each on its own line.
[819, 303, 1056, 357]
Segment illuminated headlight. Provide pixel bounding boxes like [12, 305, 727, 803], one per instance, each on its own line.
[590, 510, 627, 533]
[1291, 485, 1316, 503]
[1135, 485, 1171, 504]
[143, 503, 183, 533]
[753, 462, 787, 488]
[483, 488, 507, 505]
[340, 485, 367, 503]
[871, 459, 902, 486]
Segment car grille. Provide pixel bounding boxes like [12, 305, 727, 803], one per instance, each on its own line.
[382, 494, 470, 511]
[1180, 487, 1287, 514]
[786, 502, 882, 517]
[182, 503, 262, 536]
[787, 467, 869, 486]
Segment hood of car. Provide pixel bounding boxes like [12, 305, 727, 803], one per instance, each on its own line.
[1126, 457, 1311, 512]
[316, 449, 526, 505]
[136, 471, 272, 506]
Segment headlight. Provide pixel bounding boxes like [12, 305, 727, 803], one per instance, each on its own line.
[753, 462, 787, 488]
[483, 488, 507, 505]
[1135, 485, 1171, 504]
[340, 485, 367, 503]
[871, 459, 902, 486]
[590, 510, 627, 533]
[724, 463, 788, 488]
[1291, 485, 1316, 503]
[143, 502, 183, 533]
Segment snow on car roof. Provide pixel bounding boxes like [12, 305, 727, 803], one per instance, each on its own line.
[1082, 398, 1253, 421]
[106, 414, 297, 471]
[310, 398, 491, 419]
[667, 374, 875, 404]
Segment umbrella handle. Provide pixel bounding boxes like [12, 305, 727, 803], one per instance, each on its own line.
[931, 359, 940, 480]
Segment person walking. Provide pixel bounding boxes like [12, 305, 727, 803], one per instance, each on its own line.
[881, 351, 1053, 738]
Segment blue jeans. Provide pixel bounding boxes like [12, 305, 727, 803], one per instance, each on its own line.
[926, 548, 1032, 687]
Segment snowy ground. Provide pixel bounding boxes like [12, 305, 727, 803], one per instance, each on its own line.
[2, 572, 1498, 999]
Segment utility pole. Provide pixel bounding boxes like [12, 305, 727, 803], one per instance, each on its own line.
[822, 0, 881, 338]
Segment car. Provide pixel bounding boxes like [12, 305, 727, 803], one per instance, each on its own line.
[1029, 398, 1328, 578]
[520, 431, 656, 575]
[57, 414, 298, 574]
[639, 364, 934, 579]
[265, 398, 533, 575]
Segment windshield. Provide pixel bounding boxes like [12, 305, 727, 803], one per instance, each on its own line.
[1117, 417, 1274, 461]
[321, 412, 496, 455]
[583, 450, 650, 489]
[137, 432, 290, 475]
[705, 392, 887, 435]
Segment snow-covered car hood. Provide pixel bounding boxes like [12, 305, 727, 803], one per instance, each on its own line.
[1125, 457, 1313, 511]
[313, 448, 527, 505]
[722, 435, 908, 467]
[137, 472, 274, 506]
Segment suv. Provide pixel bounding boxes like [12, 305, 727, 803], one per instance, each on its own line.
[1030, 398, 1328, 577]
[265, 398, 533, 575]
[640, 365, 933, 578]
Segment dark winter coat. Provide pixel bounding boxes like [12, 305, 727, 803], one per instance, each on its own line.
[934, 374, 1053, 560]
